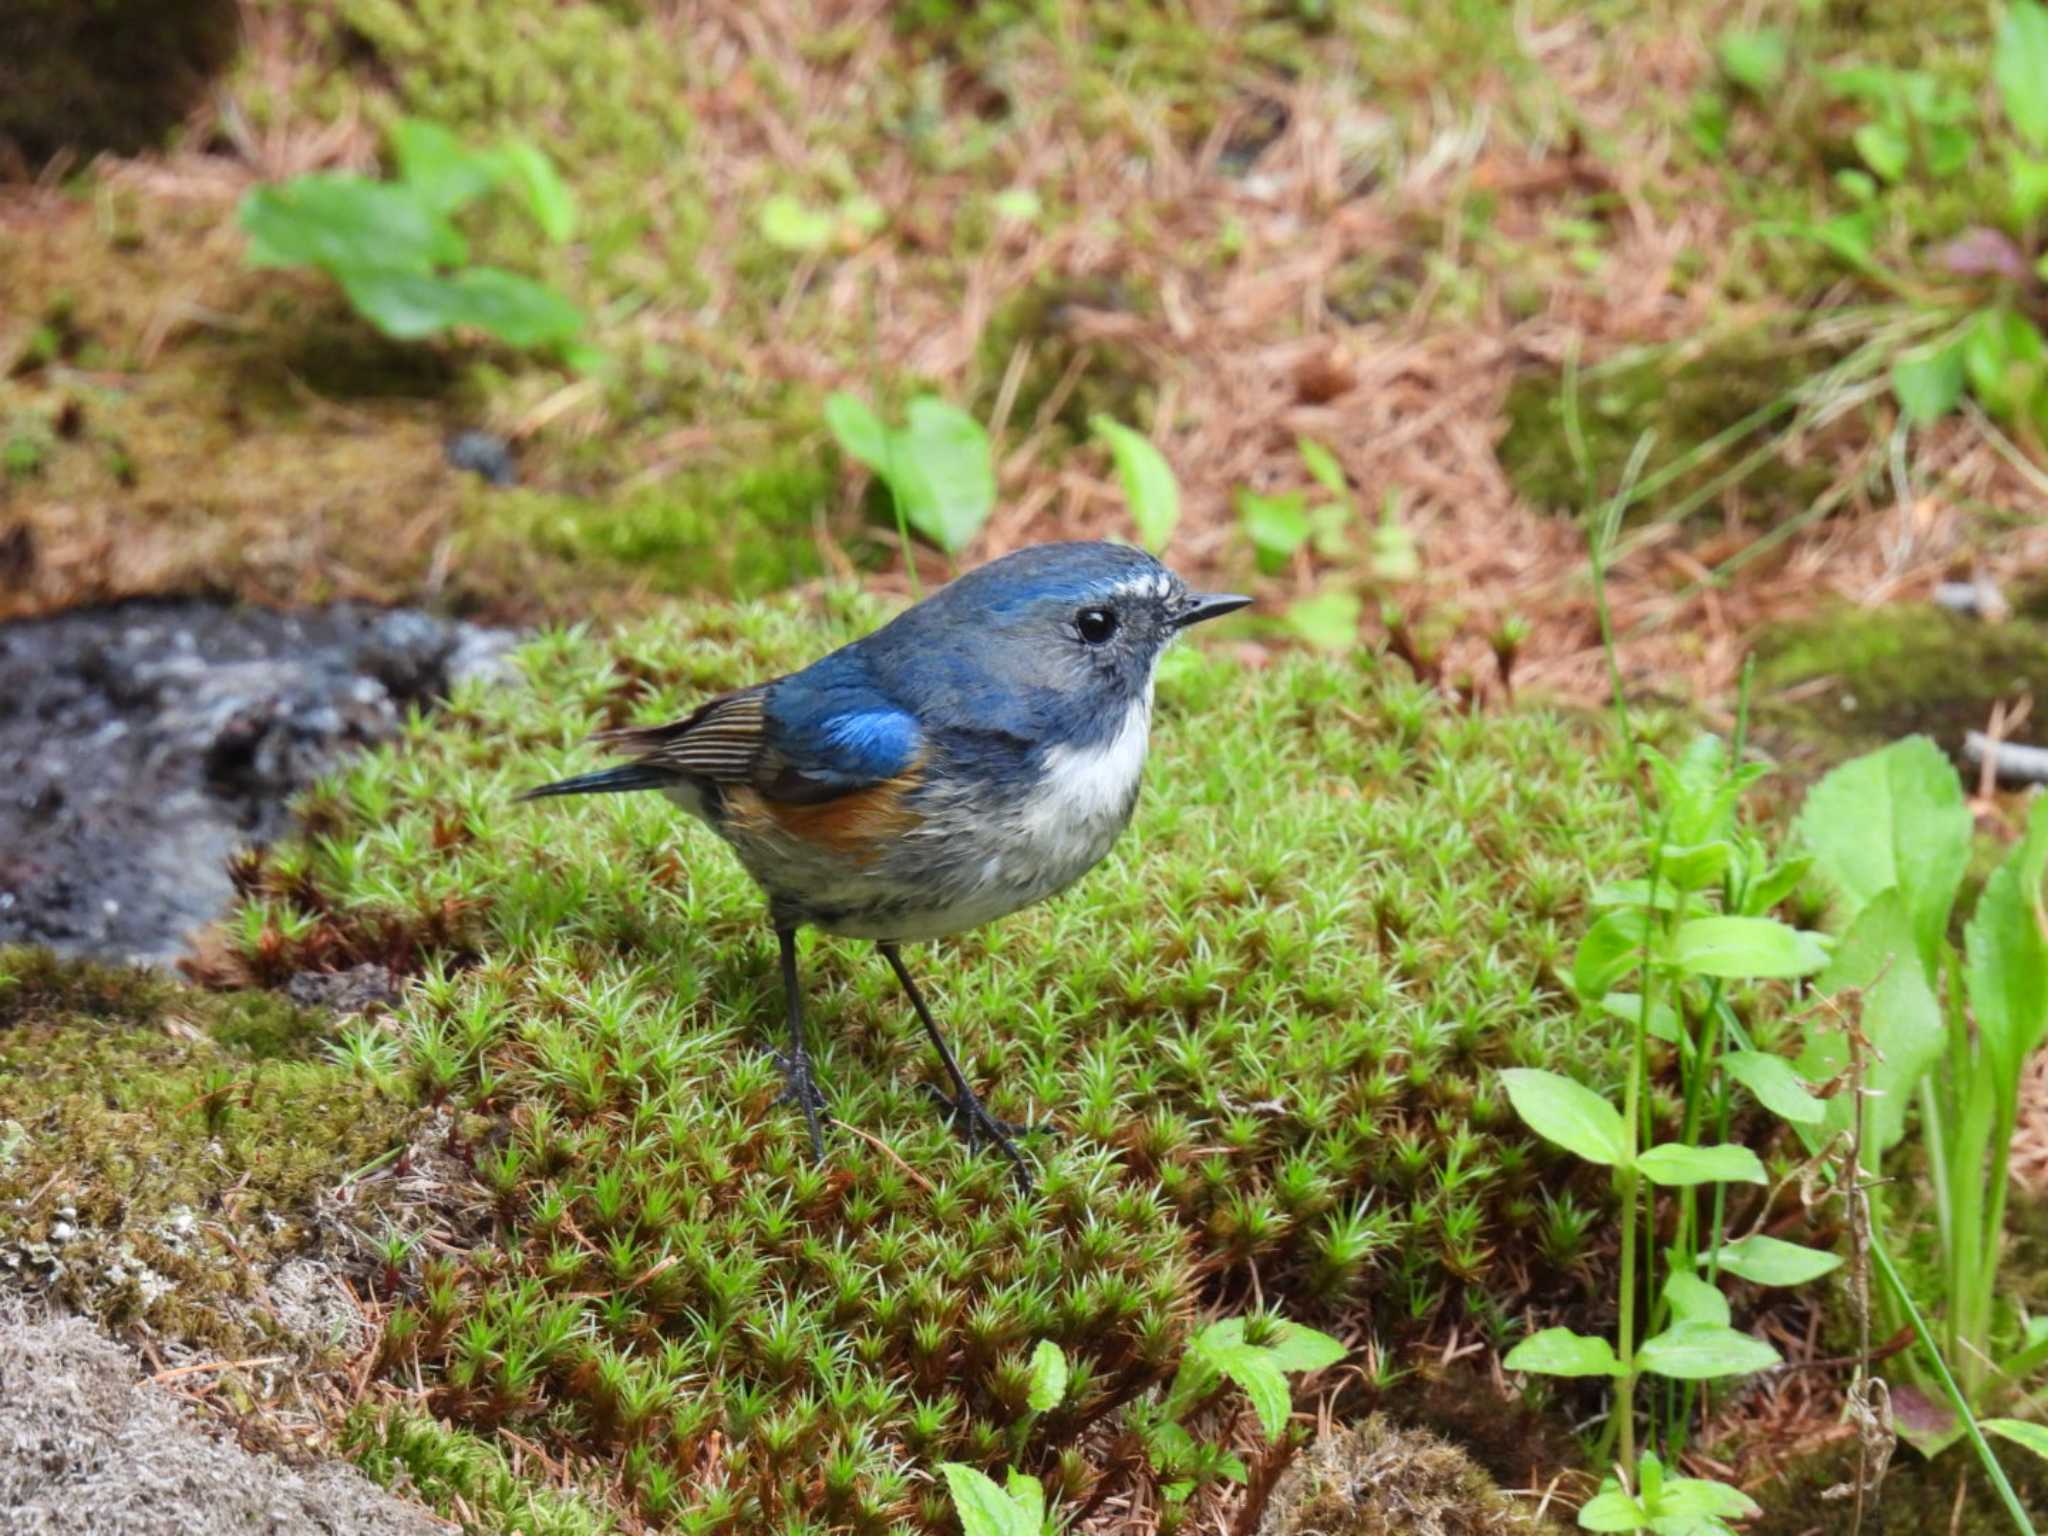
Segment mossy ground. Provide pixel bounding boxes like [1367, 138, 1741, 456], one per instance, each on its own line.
[188, 600, 1670, 1532]
[0, 948, 415, 1358]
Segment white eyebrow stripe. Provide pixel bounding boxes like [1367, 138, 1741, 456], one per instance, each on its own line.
[1107, 571, 1176, 601]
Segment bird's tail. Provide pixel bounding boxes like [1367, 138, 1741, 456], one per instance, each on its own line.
[515, 763, 676, 802]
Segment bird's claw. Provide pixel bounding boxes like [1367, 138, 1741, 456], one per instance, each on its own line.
[775, 1050, 828, 1160]
[918, 1083, 1045, 1188]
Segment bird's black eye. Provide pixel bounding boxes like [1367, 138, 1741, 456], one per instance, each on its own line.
[1075, 606, 1119, 644]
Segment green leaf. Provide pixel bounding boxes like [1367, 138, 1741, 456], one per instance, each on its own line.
[1092, 416, 1180, 553]
[1190, 1331, 1294, 1440]
[1239, 489, 1311, 572]
[1796, 736, 1969, 976]
[1503, 1328, 1624, 1378]
[1574, 909, 1652, 999]
[239, 175, 466, 275]
[1598, 993, 1682, 1046]
[991, 187, 1042, 223]
[1854, 122, 1911, 182]
[1635, 1142, 1768, 1187]
[1705, 1234, 1843, 1286]
[1723, 1050, 1825, 1125]
[1800, 889, 1944, 1160]
[758, 193, 835, 251]
[1743, 853, 1813, 917]
[1664, 1272, 1731, 1326]
[940, 1463, 1034, 1536]
[892, 398, 997, 553]
[839, 192, 886, 235]
[1499, 1068, 1628, 1166]
[2011, 152, 2048, 227]
[1369, 494, 1419, 581]
[1262, 1322, 1347, 1374]
[1637, 1321, 1781, 1380]
[499, 139, 578, 243]
[1143, 1419, 1199, 1472]
[1026, 1339, 1068, 1413]
[1925, 124, 1973, 179]
[823, 392, 889, 471]
[1660, 840, 1732, 892]
[1004, 1471, 1045, 1533]
[1998, 0, 2048, 150]
[391, 118, 500, 216]
[1985, 1418, 2048, 1461]
[1892, 340, 1967, 427]
[1717, 28, 1788, 94]
[1282, 591, 1360, 651]
[1658, 1475, 1762, 1521]
[1667, 915, 1828, 979]
[1966, 306, 2048, 420]
[1298, 438, 1348, 497]
[1964, 794, 2048, 1111]
[440, 267, 585, 347]
[1576, 1489, 1647, 1533]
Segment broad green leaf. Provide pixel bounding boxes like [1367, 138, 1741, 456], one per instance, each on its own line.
[335, 269, 473, 340]
[239, 175, 466, 275]
[1574, 909, 1652, 999]
[1800, 889, 1944, 1161]
[2011, 153, 2048, 228]
[1298, 438, 1348, 497]
[1663, 1272, 1731, 1326]
[1503, 1328, 1623, 1378]
[1658, 1476, 1762, 1521]
[1092, 415, 1180, 553]
[1283, 591, 1360, 651]
[1592, 879, 1685, 912]
[1004, 1471, 1045, 1532]
[991, 187, 1042, 223]
[1660, 840, 1733, 892]
[1723, 1050, 1825, 1125]
[1964, 795, 2048, 1109]
[1667, 915, 1828, 979]
[1966, 306, 2048, 420]
[1854, 122, 1911, 182]
[1576, 1489, 1647, 1533]
[1795, 737, 1969, 975]
[1998, 0, 2048, 150]
[1499, 1068, 1628, 1166]
[940, 1463, 1033, 1536]
[758, 193, 835, 251]
[1262, 1321, 1347, 1374]
[1637, 1321, 1781, 1380]
[823, 392, 889, 472]
[1925, 124, 1973, 179]
[1635, 1142, 1767, 1187]
[1717, 28, 1787, 94]
[1892, 339, 1967, 426]
[1191, 1332, 1293, 1440]
[1743, 853, 1814, 917]
[1705, 1234, 1843, 1286]
[1985, 1418, 2048, 1461]
[500, 139, 578, 243]
[893, 398, 996, 553]
[1026, 1339, 1068, 1413]
[391, 118, 500, 216]
[1239, 489, 1311, 572]
[441, 268, 585, 347]
[1597, 993, 1682, 1046]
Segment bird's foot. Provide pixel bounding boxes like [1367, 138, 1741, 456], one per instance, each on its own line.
[919, 1083, 1045, 1188]
[775, 1050, 829, 1160]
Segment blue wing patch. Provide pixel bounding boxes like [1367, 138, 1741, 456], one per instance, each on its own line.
[759, 657, 922, 804]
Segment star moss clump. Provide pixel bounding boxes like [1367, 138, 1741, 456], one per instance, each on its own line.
[225, 593, 1644, 1532]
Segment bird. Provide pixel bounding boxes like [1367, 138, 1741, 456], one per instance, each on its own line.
[519, 541, 1249, 1186]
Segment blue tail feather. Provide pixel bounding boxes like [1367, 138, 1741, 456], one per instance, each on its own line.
[516, 764, 676, 802]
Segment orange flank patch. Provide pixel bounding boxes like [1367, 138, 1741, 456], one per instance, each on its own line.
[725, 774, 924, 862]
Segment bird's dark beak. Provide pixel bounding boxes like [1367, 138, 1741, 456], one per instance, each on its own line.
[1172, 592, 1253, 629]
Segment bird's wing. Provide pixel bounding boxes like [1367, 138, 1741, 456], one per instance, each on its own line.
[595, 664, 924, 807]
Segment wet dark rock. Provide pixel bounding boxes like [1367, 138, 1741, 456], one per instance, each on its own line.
[0, 599, 517, 965]
[444, 429, 518, 487]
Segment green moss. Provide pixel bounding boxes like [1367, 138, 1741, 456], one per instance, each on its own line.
[1496, 328, 1840, 521]
[0, 951, 416, 1354]
[1753, 605, 2048, 772]
[345, 1407, 611, 1536]
[1748, 1437, 2048, 1536]
[207, 592, 1663, 1530]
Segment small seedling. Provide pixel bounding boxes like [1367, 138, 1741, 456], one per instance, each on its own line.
[1091, 415, 1179, 553]
[238, 118, 589, 364]
[824, 392, 996, 557]
[1577, 1451, 1759, 1535]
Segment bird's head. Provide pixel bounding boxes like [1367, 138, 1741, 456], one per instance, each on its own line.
[888, 542, 1250, 732]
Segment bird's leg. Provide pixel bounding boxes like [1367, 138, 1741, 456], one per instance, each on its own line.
[774, 927, 827, 1159]
[878, 942, 1039, 1189]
